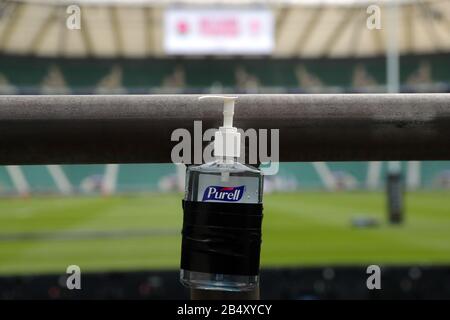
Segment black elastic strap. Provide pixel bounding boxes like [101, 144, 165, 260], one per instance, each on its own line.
[181, 200, 263, 276]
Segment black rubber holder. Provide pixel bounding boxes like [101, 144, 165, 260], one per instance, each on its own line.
[181, 200, 263, 276]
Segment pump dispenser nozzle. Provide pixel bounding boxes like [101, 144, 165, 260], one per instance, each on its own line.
[199, 95, 240, 159]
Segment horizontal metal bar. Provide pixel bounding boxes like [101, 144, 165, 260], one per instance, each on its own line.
[0, 94, 449, 165]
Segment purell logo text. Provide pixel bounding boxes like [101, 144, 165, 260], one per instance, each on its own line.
[202, 186, 245, 202]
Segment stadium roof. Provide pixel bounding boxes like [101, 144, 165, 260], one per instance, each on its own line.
[0, 0, 448, 58]
[8, 0, 423, 5]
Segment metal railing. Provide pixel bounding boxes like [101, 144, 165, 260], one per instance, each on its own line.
[0, 94, 449, 165]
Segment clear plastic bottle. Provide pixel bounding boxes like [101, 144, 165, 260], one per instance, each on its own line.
[180, 95, 264, 292]
[180, 158, 263, 291]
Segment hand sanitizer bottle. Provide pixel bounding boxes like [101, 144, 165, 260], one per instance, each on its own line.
[180, 96, 264, 292]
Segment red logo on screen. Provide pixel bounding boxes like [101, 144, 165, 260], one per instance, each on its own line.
[249, 19, 261, 35]
[199, 18, 238, 37]
[176, 20, 189, 35]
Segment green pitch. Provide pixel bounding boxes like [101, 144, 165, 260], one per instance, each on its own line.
[0, 191, 449, 275]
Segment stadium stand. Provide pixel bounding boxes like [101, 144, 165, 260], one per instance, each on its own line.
[1, 54, 450, 94]
[2, 266, 449, 299]
[1, 161, 450, 195]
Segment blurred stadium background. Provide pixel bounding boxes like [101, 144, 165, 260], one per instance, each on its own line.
[0, 0, 450, 299]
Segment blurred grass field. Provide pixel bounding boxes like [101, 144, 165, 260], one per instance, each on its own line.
[0, 191, 449, 275]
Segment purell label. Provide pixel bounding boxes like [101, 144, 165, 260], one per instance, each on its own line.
[197, 175, 259, 204]
[202, 185, 245, 202]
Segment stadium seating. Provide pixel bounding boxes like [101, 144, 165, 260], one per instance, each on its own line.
[1, 162, 450, 195]
[1, 54, 449, 94]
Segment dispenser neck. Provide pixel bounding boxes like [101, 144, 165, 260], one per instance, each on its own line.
[216, 155, 237, 164]
[222, 99, 235, 128]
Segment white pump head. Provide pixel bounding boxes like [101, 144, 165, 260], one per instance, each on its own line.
[199, 95, 240, 158]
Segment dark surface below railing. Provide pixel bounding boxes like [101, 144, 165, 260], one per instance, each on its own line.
[1, 266, 449, 300]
